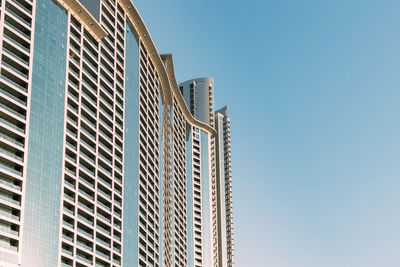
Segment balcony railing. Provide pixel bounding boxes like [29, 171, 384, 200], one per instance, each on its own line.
[4, 20, 30, 40]
[0, 74, 27, 93]
[10, 0, 33, 15]
[0, 208, 19, 221]
[0, 147, 23, 162]
[0, 162, 22, 177]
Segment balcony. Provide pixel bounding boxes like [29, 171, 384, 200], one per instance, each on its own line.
[0, 208, 19, 221]
[9, 0, 33, 15]
[97, 212, 111, 224]
[77, 227, 94, 240]
[97, 200, 111, 212]
[77, 240, 93, 252]
[79, 176, 94, 191]
[0, 147, 23, 163]
[97, 188, 111, 201]
[0, 87, 26, 108]
[80, 151, 95, 165]
[77, 214, 94, 226]
[97, 224, 111, 236]
[78, 201, 94, 214]
[0, 73, 27, 93]
[0, 162, 22, 177]
[63, 220, 74, 230]
[66, 128, 77, 139]
[76, 253, 92, 265]
[4, 18, 30, 41]
[63, 207, 74, 217]
[2, 60, 28, 80]
[96, 237, 111, 248]
[78, 188, 94, 201]
[81, 115, 96, 130]
[95, 249, 110, 260]
[63, 193, 74, 203]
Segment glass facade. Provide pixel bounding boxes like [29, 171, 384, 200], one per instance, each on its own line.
[123, 21, 140, 267]
[21, 0, 68, 266]
[79, 0, 101, 21]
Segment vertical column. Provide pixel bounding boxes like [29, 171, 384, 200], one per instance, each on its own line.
[172, 99, 188, 267]
[162, 103, 173, 267]
[0, 0, 36, 263]
[123, 19, 140, 267]
[136, 40, 161, 267]
[58, 0, 127, 266]
[215, 107, 234, 267]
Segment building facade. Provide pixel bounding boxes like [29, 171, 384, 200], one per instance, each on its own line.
[180, 78, 214, 267]
[0, 0, 232, 267]
[180, 80, 234, 267]
[215, 107, 233, 267]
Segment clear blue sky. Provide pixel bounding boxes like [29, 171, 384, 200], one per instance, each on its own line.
[134, 0, 400, 266]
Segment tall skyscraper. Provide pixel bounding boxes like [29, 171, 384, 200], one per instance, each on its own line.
[180, 78, 215, 267]
[215, 107, 234, 267]
[180, 79, 234, 267]
[179, 78, 214, 126]
[0, 1, 233, 267]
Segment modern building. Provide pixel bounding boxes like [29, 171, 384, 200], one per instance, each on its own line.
[179, 78, 214, 127]
[180, 80, 234, 267]
[0, 0, 233, 267]
[180, 78, 215, 267]
[215, 107, 234, 267]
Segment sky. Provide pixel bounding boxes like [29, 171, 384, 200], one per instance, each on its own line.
[133, 1, 400, 266]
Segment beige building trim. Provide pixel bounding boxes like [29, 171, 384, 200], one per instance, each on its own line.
[161, 54, 217, 137]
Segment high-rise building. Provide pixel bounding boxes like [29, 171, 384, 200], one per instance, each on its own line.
[179, 78, 214, 126]
[180, 79, 234, 267]
[180, 78, 215, 267]
[0, 1, 233, 267]
[215, 107, 234, 267]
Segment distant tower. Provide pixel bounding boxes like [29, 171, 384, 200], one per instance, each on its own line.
[180, 78, 215, 267]
[179, 78, 214, 126]
[215, 106, 234, 267]
[180, 78, 234, 267]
